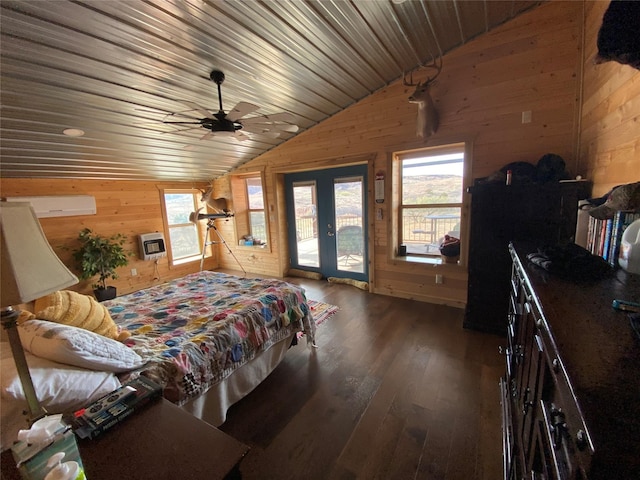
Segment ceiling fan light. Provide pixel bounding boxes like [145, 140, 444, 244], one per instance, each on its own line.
[62, 128, 85, 137]
[216, 130, 235, 137]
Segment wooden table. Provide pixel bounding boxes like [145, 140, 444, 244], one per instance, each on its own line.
[1, 398, 249, 480]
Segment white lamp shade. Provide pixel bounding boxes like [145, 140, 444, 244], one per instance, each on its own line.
[1, 202, 78, 306]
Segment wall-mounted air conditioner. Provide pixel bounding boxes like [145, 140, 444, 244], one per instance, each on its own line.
[4, 195, 97, 218]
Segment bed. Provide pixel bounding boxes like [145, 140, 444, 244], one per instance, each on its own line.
[0, 271, 315, 449]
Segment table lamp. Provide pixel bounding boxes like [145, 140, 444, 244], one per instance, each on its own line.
[1, 202, 79, 424]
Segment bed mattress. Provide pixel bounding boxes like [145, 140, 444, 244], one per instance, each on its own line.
[105, 271, 314, 405]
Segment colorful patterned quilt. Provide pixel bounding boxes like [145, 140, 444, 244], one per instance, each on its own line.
[104, 271, 315, 405]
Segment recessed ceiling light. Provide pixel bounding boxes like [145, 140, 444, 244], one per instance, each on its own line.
[63, 128, 85, 137]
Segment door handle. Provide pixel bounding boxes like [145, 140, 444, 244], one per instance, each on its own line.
[327, 223, 334, 236]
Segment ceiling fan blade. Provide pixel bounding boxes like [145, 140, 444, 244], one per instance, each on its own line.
[200, 131, 215, 141]
[243, 112, 296, 124]
[170, 126, 204, 133]
[163, 111, 204, 123]
[133, 121, 165, 127]
[241, 124, 281, 137]
[241, 122, 297, 134]
[270, 124, 299, 133]
[181, 101, 215, 119]
[262, 131, 281, 138]
[234, 131, 251, 141]
[135, 107, 168, 114]
[227, 102, 261, 121]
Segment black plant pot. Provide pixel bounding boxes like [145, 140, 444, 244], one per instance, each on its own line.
[94, 286, 116, 302]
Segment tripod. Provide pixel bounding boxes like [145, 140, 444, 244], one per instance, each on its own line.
[201, 219, 246, 276]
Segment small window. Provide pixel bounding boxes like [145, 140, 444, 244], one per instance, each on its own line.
[162, 190, 204, 264]
[246, 177, 266, 242]
[397, 144, 465, 257]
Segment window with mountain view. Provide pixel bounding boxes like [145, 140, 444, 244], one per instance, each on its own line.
[246, 177, 266, 242]
[162, 190, 204, 264]
[397, 144, 465, 257]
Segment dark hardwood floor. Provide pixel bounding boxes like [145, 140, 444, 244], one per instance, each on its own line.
[218, 275, 505, 480]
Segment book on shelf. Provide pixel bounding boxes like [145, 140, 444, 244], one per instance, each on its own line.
[586, 211, 640, 266]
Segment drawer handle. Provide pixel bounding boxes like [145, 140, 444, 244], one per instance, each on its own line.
[576, 429, 589, 452]
[522, 388, 534, 415]
[550, 407, 567, 448]
[540, 402, 563, 479]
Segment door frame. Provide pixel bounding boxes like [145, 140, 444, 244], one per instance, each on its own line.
[285, 164, 368, 281]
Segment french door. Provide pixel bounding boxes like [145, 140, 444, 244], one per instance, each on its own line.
[285, 165, 368, 281]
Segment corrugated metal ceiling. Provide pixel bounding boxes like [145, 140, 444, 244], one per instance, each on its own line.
[0, 0, 541, 181]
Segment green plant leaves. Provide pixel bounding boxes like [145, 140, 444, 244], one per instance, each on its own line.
[72, 228, 132, 290]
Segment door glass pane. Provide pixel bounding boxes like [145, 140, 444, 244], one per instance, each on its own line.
[293, 182, 318, 267]
[335, 177, 364, 273]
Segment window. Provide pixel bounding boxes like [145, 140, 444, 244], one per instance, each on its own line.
[396, 143, 467, 259]
[245, 177, 266, 242]
[163, 190, 204, 263]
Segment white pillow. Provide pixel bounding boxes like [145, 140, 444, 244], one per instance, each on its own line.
[18, 319, 144, 373]
[0, 344, 121, 449]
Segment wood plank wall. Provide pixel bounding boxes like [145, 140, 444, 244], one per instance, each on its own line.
[221, 1, 584, 308]
[4, 2, 629, 309]
[578, 1, 640, 197]
[0, 179, 213, 298]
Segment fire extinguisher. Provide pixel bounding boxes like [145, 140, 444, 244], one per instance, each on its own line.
[375, 171, 384, 204]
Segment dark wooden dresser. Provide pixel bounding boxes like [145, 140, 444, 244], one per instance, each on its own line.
[502, 243, 640, 479]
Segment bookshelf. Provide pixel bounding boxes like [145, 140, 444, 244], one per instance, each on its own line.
[586, 211, 640, 266]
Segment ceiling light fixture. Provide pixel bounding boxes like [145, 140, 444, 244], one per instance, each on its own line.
[63, 128, 85, 137]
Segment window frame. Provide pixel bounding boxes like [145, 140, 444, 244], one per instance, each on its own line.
[160, 188, 208, 266]
[392, 142, 472, 266]
[245, 176, 267, 242]
[230, 172, 271, 250]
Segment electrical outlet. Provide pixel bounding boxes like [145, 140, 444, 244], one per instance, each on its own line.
[131, 268, 137, 276]
[435, 274, 443, 284]
[522, 110, 532, 124]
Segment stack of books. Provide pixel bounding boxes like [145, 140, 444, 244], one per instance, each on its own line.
[587, 211, 640, 266]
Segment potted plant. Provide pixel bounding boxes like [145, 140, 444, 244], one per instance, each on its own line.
[72, 228, 132, 301]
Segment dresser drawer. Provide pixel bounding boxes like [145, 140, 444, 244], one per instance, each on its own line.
[535, 318, 593, 478]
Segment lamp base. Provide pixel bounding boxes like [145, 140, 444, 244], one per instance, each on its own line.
[1, 307, 47, 424]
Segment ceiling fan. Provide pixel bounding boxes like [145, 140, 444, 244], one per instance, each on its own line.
[162, 70, 299, 141]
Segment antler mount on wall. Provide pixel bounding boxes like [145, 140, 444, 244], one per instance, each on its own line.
[404, 56, 443, 139]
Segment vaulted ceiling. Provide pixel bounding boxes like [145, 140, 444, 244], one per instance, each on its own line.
[0, 0, 541, 182]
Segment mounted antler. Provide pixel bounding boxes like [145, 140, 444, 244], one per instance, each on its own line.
[403, 55, 443, 139]
[200, 186, 230, 213]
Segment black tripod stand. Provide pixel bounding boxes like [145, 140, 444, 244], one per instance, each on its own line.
[201, 218, 246, 275]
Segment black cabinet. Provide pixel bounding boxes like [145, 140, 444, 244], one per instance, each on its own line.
[464, 182, 583, 335]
